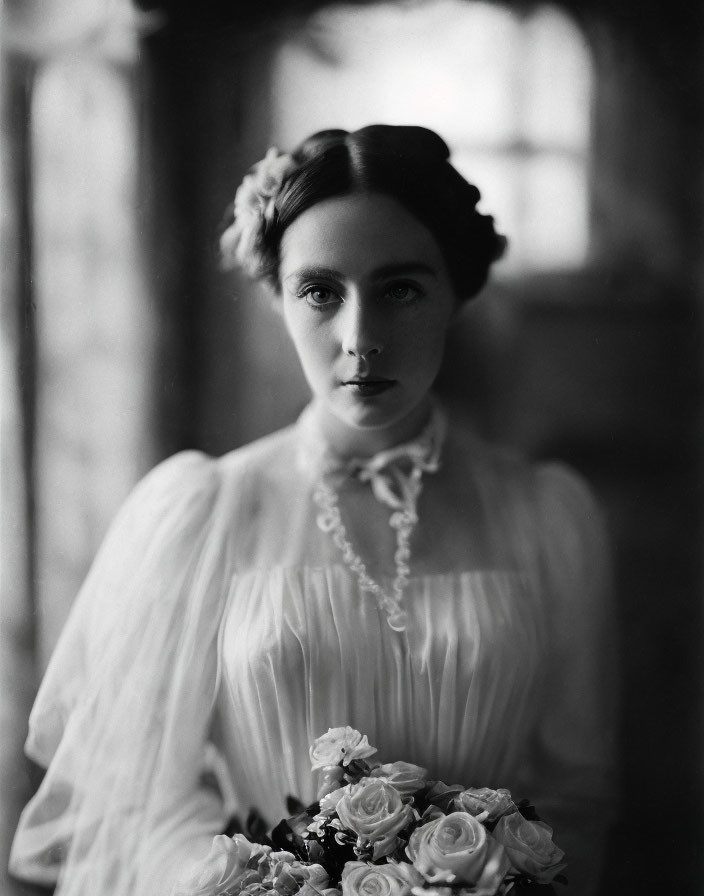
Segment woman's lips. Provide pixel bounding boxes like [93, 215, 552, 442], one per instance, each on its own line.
[343, 379, 395, 396]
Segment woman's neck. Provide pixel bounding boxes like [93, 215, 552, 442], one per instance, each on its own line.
[313, 396, 434, 459]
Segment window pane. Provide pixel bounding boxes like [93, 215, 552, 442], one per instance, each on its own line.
[31, 57, 155, 662]
[271, 0, 592, 273]
[523, 152, 590, 269]
[523, 6, 593, 150]
[272, 1, 522, 147]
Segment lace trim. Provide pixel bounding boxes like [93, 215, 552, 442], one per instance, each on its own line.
[299, 404, 446, 631]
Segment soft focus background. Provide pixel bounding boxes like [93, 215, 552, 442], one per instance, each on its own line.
[2, 0, 702, 893]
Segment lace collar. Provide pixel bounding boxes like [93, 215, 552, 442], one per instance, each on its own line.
[296, 401, 446, 631]
[295, 401, 447, 517]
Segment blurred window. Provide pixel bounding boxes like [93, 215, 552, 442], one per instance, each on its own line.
[29, 55, 155, 663]
[272, 0, 593, 273]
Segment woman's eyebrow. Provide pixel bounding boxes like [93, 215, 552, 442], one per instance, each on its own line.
[283, 262, 438, 285]
[284, 267, 344, 283]
[371, 262, 439, 280]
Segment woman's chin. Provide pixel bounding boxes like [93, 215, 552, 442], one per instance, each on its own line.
[316, 390, 433, 453]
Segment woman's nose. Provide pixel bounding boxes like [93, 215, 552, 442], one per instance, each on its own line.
[340, 297, 383, 359]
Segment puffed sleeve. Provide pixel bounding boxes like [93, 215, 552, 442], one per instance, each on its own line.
[520, 463, 619, 896]
[9, 451, 233, 896]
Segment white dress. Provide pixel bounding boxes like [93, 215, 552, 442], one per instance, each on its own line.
[9, 404, 617, 896]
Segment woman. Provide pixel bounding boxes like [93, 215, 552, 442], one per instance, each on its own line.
[10, 125, 617, 896]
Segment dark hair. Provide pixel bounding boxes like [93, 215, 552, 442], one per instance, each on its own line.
[234, 125, 507, 302]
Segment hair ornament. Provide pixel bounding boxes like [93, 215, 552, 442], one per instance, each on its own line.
[220, 147, 294, 275]
[220, 124, 506, 299]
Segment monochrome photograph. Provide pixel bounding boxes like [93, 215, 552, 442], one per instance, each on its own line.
[2, 1, 702, 894]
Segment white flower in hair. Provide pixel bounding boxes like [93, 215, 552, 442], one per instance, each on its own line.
[220, 147, 294, 276]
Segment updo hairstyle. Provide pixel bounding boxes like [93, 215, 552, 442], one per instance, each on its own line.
[222, 125, 507, 303]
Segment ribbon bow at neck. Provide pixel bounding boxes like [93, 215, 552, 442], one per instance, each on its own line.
[321, 405, 446, 519]
[348, 442, 441, 517]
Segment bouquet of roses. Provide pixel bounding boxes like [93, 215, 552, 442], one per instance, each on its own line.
[173, 728, 566, 896]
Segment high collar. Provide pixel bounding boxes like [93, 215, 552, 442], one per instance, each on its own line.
[296, 401, 447, 515]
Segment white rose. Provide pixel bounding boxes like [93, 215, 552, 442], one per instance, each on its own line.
[319, 785, 350, 816]
[299, 885, 342, 896]
[370, 762, 428, 797]
[172, 835, 271, 896]
[310, 728, 377, 770]
[455, 789, 516, 824]
[336, 778, 414, 859]
[492, 814, 566, 884]
[406, 813, 509, 892]
[268, 859, 330, 895]
[341, 862, 424, 896]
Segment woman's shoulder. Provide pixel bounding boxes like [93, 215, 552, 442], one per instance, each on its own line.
[446, 413, 600, 529]
[452, 410, 587, 475]
[217, 421, 300, 476]
[99, 450, 221, 542]
[448, 422, 608, 602]
[137, 422, 300, 500]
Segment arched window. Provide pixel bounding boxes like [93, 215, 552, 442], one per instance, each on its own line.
[271, 1, 593, 273]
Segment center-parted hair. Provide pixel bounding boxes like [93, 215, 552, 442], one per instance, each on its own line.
[225, 125, 507, 303]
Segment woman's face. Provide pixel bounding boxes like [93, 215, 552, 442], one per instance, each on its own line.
[279, 193, 458, 454]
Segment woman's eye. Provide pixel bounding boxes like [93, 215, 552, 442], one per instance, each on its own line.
[384, 282, 420, 303]
[299, 286, 341, 310]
